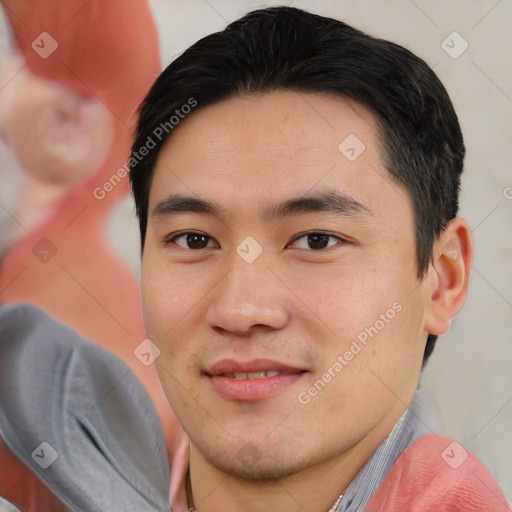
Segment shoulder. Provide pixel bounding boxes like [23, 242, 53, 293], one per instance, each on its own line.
[365, 433, 511, 512]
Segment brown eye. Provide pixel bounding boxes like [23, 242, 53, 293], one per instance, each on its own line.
[289, 232, 343, 250]
[167, 232, 217, 250]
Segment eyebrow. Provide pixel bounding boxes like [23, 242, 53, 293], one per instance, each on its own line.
[151, 190, 372, 222]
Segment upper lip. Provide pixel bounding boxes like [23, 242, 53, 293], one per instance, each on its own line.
[205, 358, 306, 376]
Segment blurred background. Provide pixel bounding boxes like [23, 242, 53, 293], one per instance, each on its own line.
[1, 0, 511, 502]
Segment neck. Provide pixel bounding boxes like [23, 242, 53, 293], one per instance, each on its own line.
[186, 404, 405, 512]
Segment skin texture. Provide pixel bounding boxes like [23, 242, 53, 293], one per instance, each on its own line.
[141, 91, 473, 512]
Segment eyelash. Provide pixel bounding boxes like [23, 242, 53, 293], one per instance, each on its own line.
[164, 231, 346, 251]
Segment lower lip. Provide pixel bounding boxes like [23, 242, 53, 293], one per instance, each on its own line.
[208, 373, 306, 401]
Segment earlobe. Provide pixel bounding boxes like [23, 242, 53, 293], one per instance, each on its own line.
[424, 217, 473, 336]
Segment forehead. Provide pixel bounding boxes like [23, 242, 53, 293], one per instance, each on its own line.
[154, 91, 380, 165]
[149, 91, 408, 220]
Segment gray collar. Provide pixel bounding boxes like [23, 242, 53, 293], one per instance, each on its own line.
[335, 386, 431, 511]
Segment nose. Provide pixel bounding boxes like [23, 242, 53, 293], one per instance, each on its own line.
[204, 251, 290, 337]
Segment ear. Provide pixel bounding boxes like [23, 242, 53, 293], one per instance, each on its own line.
[423, 217, 474, 336]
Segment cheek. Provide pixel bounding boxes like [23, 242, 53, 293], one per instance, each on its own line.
[302, 256, 419, 370]
[287, 259, 391, 337]
[140, 254, 174, 340]
[140, 253, 206, 354]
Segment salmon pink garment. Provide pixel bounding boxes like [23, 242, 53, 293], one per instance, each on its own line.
[365, 434, 511, 512]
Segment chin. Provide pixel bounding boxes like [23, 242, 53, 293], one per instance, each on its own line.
[197, 437, 310, 482]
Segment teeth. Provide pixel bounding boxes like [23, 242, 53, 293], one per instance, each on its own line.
[225, 371, 282, 379]
[247, 371, 268, 379]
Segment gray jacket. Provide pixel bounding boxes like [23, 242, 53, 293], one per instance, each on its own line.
[0, 302, 171, 512]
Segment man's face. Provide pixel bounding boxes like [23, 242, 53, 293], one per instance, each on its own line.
[141, 91, 431, 480]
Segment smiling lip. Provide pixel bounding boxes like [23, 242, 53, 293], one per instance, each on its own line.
[205, 358, 307, 401]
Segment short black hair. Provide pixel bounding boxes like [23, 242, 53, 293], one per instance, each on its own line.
[130, 6, 465, 366]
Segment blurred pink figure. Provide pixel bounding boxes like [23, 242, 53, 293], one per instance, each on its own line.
[0, 1, 187, 509]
